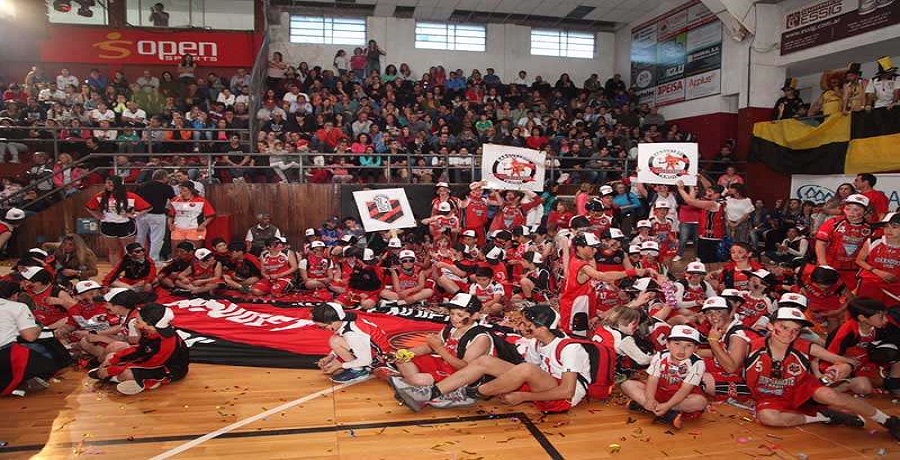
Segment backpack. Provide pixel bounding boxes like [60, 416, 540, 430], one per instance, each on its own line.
[442, 324, 524, 365]
[554, 338, 616, 400]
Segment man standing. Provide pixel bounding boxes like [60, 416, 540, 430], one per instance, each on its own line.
[854, 173, 890, 223]
[866, 56, 898, 110]
[136, 169, 176, 264]
[842, 63, 866, 114]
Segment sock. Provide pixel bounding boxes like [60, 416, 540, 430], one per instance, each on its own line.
[429, 385, 443, 399]
[870, 409, 889, 424]
[804, 413, 831, 424]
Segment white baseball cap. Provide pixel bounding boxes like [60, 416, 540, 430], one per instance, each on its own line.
[636, 220, 652, 229]
[442, 292, 481, 312]
[195, 248, 213, 260]
[461, 230, 477, 238]
[74, 280, 102, 295]
[304, 228, 316, 237]
[310, 240, 326, 248]
[630, 277, 660, 292]
[28, 248, 48, 258]
[4, 208, 25, 222]
[599, 185, 614, 196]
[485, 246, 505, 260]
[778, 292, 809, 309]
[438, 202, 452, 212]
[526, 251, 543, 264]
[771, 307, 812, 327]
[103, 287, 131, 303]
[721, 288, 745, 299]
[435, 182, 450, 189]
[19, 266, 45, 280]
[362, 248, 376, 261]
[668, 325, 701, 344]
[608, 228, 625, 240]
[640, 240, 660, 252]
[654, 200, 671, 209]
[701, 296, 729, 311]
[399, 250, 416, 260]
[628, 244, 642, 254]
[387, 237, 402, 248]
[845, 194, 870, 208]
[686, 261, 707, 273]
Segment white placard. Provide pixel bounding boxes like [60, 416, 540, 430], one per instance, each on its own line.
[352, 188, 417, 232]
[481, 144, 546, 191]
[790, 174, 900, 209]
[637, 143, 699, 186]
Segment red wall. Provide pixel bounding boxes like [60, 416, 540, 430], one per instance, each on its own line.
[665, 112, 738, 160]
[736, 107, 791, 207]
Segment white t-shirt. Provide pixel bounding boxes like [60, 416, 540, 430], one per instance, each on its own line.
[865, 78, 897, 108]
[725, 197, 754, 223]
[0, 299, 38, 347]
[122, 108, 147, 122]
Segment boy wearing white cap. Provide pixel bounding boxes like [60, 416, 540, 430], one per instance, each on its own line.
[298, 240, 335, 292]
[621, 325, 708, 429]
[421, 201, 461, 242]
[699, 297, 753, 400]
[382, 250, 435, 305]
[674, 262, 716, 316]
[173, 248, 222, 295]
[855, 212, 900, 306]
[251, 237, 299, 298]
[0, 208, 25, 255]
[744, 307, 900, 440]
[649, 201, 678, 262]
[815, 193, 874, 288]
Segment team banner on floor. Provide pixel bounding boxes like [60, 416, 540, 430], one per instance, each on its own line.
[636, 143, 698, 186]
[163, 297, 443, 368]
[352, 188, 417, 232]
[790, 174, 900, 209]
[751, 109, 900, 175]
[481, 144, 546, 191]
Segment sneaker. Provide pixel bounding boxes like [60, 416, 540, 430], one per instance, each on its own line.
[429, 386, 477, 409]
[24, 377, 50, 393]
[655, 410, 683, 429]
[672, 256, 682, 262]
[883, 416, 900, 441]
[391, 377, 434, 412]
[87, 368, 103, 380]
[628, 400, 651, 413]
[821, 409, 865, 427]
[116, 380, 145, 395]
[373, 365, 400, 381]
[330, 367, 372, 384]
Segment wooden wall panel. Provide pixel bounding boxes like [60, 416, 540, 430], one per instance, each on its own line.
[12, 184, 340, 261]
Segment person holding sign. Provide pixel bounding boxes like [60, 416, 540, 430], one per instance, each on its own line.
[677, 180, 726, 264]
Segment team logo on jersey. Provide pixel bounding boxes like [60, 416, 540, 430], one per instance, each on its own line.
[492, 153, 538, 185]
[646, 149, 691, 181]
[367, 194, 404, 223]
[787, 362, 803, 377]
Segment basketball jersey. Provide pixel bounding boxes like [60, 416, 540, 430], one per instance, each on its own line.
[469, 281, 505, 302]
[395, 267, 421, 290]
[736, 293, 773, 328]
[261, 250, 292, 276]
[699, 202, 726, 239]
[68, 301, 118, 332]
[745, 337, 815, 400]
[648, 351, 705, 397]
[303, 254, 332, 279]
[815, 217, 873, 270]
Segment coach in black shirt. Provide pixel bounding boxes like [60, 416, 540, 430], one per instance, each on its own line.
[135, 169, 175, 263]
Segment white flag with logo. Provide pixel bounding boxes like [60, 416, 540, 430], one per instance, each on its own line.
[353, 188, 417, 232]
[481, 144, 546, 191]
[637, 143, 698, 186]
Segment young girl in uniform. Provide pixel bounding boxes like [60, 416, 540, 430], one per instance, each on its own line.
[251, 236, 299, 297]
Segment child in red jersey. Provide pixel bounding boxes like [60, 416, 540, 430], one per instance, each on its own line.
[672, 261, 717, 323]
[824, 298, 892, 396]
[815, 193, 874, 288]
[382, 250, 435, 305]
[735, 269, 777, 331]
[468, 266, 505, 318]
[792, 265, 848, 334]
[313, 302, 391, 384]
[744, 307, 900, 439]
[636, 240, 666, 275]
[251, 236, 299, 297]
[621, 325, 708, 429]
[699, 297, 753, 401]
[54, 281, 122, 361]
[649, 201, 678, 261]
[855, 212, 900, 306]
[393, 294, 490, 386]
[174, 248, 222, 295]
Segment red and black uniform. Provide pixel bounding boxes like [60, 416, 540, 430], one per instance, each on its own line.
[335, 317, 392, 367]
[105, 329, 189, 390]
[736, 293, 773, 329]
[703, 319, 754, 399]
[793, 264, 847, 323]
[699, 202, 727, 239]
[412, 325, 492, 382]
[559, 256, 597, 338]
[744, 337, 822, 414]
[677, 280, 714, 313]
[158, 258, 192, 283]
[718, 261, 764, 290]
[647, 351, 706, 409]
[649, 215, 678, 260]
[489, 198, 542, 233]
[825, 319, 881, 379]
[223, 254, 263, 281]
[103, 258, 157, 286]
[856, 236, 900, 304]
[587, 210, 615, 236]
[815, 216, 874, 287]
[188, 260, 219, 281]
[68, 300, 119, 333]
[302, 253, 332, 281]
[25, 285, 68, 328]
[253, 250, 295, 296]
[394, 266, 423, 291]
[594, 248, 626, 272]
[463, 195, 491, 244]
[594, 282, 620, 313]
[336, 264, 384, 306]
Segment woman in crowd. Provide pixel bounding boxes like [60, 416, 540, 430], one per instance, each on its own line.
[45, 233, 98, 289]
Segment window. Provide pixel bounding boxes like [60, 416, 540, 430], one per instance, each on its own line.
[289, 16, 366, 45]
[530, 29, 595, 59]
[415, 22, 486, 52]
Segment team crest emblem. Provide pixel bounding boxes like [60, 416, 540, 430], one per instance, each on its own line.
[367, 194, 403, 223]
[787, 362, 803, 376]
[647, 149, 691, 181]
[492, 153, 538, 185]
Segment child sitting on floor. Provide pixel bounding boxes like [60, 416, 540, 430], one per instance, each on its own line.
[313, 302, 392, 384]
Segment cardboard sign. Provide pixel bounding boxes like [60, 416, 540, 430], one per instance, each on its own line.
[637, 143, 699, 186]
[352, 188, 417, 232]
[481, 144, 546, 191]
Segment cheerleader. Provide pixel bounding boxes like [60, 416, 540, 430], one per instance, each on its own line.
[84, 176, 151, 267]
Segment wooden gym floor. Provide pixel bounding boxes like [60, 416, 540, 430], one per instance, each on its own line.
[0, 364, 898, 459]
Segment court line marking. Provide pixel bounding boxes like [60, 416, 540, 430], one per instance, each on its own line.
[149, 377, 370, 460]
[5, 412, 561, 458]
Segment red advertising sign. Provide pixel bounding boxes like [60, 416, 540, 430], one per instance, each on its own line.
[38, 26, 259, 67]
[781, 0, 899, 55]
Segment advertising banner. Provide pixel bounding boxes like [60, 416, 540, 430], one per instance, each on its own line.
[481, 144, 546, 191]
[38, 25, 258, 66]
[630, 0, 722, 107]
[781, 0, 900, 55]
[790, 174, 900, 209]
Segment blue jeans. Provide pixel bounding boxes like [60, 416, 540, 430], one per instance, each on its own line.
[678, 222, 698, 256]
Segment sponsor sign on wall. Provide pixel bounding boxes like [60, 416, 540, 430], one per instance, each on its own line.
[637, 143, 699, 186]
[38, 25, 258, 66]
[790, 174, 900, 209]
[631, 0, 722, 106]
[781, 0, 900, 55]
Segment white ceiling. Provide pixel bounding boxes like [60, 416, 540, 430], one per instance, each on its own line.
[282, 0, 669, 28]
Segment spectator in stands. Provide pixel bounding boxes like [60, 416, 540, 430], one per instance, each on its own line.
[811, 71, 844, 118]
[843, 63, 865, 114]
[605, 73, 627, 95]
[149, 2, 170, 26]
[178, 54, 197, 85]
[245, 213, 282, 257]
[774, 77, 804, 120]
[725, 183, 754, 244]
[365, 40, 386, 76]
[717, 166, 744, 188]
[0, 119, 25, 163]
[854, 173, 889, 222]
[26, 151, 54, 196]
[52, 153, 86, 196]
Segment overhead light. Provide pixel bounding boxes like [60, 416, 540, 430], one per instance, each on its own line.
[53, 0, 72, 12]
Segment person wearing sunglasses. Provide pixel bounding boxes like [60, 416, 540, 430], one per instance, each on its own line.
[103, 243, 157, 293]
[743, 307, 900, 439]
[381, 250, 434, 307]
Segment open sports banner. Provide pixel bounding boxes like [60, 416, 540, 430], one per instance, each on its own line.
[352, 188, 417, 232]
[38, 25, 259, 66]
[630, 0, 722, 107]
[781, 0, 900, 55]
[481, 144, 546, 192]
[161, 296, 444, 369]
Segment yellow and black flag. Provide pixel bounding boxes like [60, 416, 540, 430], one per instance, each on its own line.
[751, 110, 900, 174]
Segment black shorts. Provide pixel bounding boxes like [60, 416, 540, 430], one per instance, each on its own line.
[100, 221, 136, 238]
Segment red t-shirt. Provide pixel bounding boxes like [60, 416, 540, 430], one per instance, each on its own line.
[862, 190, 890, 222]
[815, 217, 873, 270]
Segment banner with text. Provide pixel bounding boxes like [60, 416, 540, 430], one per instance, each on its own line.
[637, 143, 699, 186]
[481, 144, 546, 192]
[631, 0, 722, 106]
[790, 174, 900, 210]
[38, 26, 259, 66]
[353, 188, 418, 232]
[781, 0, 900, 55]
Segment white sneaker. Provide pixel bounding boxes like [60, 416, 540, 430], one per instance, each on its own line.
[116, 380, 145, 395]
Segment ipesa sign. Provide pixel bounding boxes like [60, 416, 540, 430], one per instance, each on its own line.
[40, 26, 259, 67]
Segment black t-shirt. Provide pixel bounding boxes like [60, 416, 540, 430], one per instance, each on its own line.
[137, 180, 177, 214]
[225, 144, 246, 164]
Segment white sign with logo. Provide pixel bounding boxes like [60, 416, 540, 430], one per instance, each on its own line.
[685, 69, 721, 100]
[481, 144, 546, 191]
[352, 188, 417, 232]
[637, 143, 699, 186]
[790, 174, 900, 209]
